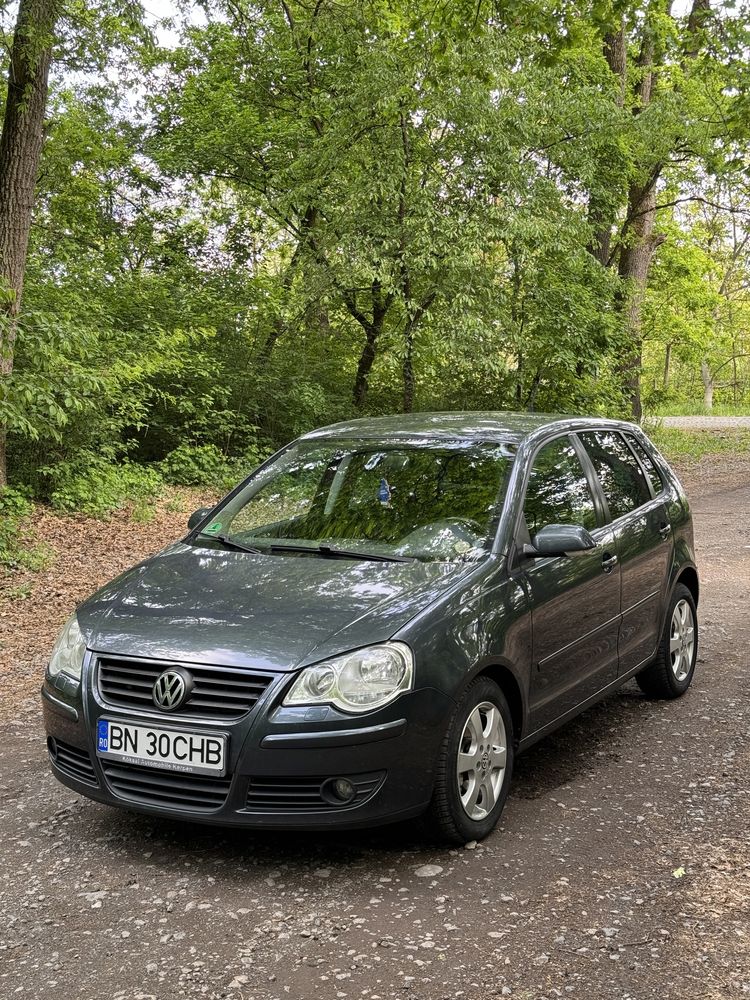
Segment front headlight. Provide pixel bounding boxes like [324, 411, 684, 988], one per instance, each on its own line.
[283, 642, 414, 714]
[47, 614, 86, 682]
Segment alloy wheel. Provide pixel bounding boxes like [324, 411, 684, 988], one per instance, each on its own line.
[669, 598, 695, 682]
[456, 700, 507, 820]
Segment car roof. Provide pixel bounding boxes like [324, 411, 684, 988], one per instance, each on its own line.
[300, 411, 639, 445]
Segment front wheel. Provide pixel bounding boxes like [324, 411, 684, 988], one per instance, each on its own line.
[636, 583, 698, 698]
[425, 677, 514, 844]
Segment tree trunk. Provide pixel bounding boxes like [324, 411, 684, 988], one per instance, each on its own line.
[700, 360, 714, 409]
[663, 341, 672, 390]
[589, 1, 710, 422]
[353, 328, 378, 409]
[347, 278, 391, 410]
[0, 0, 59, 486]
[402, 328, 415, 413]
[514, 354, 523, 407]
[401, 295, 434, 413]
[617, 177, 665, 420]
[259, 206, 317, 362]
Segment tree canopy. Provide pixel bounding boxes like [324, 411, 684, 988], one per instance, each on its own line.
[1, 0, 749, 507]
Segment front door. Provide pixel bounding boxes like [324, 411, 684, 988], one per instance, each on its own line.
[520, 436, 622, 734]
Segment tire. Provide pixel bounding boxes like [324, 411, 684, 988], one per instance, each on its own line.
[425, 676, 514, 844]
[636, 583, 698, 699]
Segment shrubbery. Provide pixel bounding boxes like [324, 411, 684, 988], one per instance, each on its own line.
[0, 487, 52, 572]
[42, 454, 164, 517]
[159, 443, 265, 492]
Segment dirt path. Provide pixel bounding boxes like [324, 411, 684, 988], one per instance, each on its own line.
[659, 414, 750, 430]
[1, 459, 749, 999]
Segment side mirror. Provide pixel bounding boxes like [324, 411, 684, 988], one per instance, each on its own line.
[523, 523, 597, 559]
[187, 507, 213, 531]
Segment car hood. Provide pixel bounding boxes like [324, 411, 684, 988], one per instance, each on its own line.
[77, 542, 481, 672]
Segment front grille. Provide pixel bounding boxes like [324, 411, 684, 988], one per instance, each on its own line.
[246, 772, 385, 812]
[101, 760, 231, 812]
[51, 739, 98, 786]
[97, 656, 274, 720]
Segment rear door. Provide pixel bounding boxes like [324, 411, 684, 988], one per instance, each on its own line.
[519, 435, 621, 733]
[577, 430, 673, 674]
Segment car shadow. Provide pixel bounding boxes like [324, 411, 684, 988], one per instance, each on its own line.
[81, 682, 654, 865]
[511, 680, 649, 799]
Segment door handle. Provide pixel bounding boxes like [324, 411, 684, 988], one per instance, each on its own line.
[601, 553, 618, 572]
[658, 523, 671, 540]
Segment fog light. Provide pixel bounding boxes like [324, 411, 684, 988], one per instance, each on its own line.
[331, 778, 356, 803]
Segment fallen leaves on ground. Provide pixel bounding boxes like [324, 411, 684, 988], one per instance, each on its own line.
[0, 488, 216, 717]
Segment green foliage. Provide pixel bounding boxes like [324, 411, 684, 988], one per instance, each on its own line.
[160, 443, 263, 491]
[0, 486, 33, 520]
[43, 454, 163, 517]
[2, 0, 750, 518]
[650, 402, 750, 417]
[0, 488, 53, 572]
[649, 426, 750, 463]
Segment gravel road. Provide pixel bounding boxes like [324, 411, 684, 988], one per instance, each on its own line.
[658, 415, 750, 430]
[2, 457, 749, 1000]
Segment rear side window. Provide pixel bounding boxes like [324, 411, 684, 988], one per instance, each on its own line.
[579, 431, 651, 520]
[625, 434, 663, 495]
[523, 437, 598, 536]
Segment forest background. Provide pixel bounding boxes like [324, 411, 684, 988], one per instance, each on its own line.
[1, 0, 749, 527]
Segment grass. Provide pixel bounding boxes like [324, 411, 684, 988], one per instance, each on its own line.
[649, 425, 750, 463]
[649, 402, 750, 417]
[131, 500, 156, 524]
[164, 491, 187, 514]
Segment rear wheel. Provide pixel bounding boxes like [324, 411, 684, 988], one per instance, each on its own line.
[425, 677, 514, 844]
[636, 583, 697, 698]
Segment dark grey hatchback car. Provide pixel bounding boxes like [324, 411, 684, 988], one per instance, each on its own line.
[42, 413, 699, 843]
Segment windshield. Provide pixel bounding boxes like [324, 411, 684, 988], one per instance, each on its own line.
[196, 437, 515, 562]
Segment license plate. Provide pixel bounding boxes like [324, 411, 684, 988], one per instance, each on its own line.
[96, 719, 227, 777]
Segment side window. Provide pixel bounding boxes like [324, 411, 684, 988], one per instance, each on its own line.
[523, 437, 598, 537]
[624, 434, 663, 496]
[579, 431, 651, 520]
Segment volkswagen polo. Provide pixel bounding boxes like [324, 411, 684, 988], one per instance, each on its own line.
[42, 413, 699, 843]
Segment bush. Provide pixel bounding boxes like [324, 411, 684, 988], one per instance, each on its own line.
[0, 485, 33, 520]
[0, 487, 52, 572]
[160, 443, 265, 492]
[43, 454, 163, 517]
[160, 443, 231, 487]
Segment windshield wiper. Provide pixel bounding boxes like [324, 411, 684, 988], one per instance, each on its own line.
[200, 532, 262, 555]
[267, 543, 415, 563]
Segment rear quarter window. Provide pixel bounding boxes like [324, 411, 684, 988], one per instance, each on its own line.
[624, 434, 664, 495]
[579, 430, 652, 520]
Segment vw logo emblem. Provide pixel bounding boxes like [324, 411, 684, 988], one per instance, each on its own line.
[152, 667, 193, 711]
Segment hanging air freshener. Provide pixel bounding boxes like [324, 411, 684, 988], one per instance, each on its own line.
[378, 477, 392, 506]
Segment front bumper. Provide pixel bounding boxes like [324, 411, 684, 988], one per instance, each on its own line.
[41, 665, 452, 830]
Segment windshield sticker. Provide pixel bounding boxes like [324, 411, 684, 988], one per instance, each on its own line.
[378, 478, 392, 506]
[203, 521, 223, 535]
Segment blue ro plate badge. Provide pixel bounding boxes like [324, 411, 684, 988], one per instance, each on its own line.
[95, 719, 227, 777]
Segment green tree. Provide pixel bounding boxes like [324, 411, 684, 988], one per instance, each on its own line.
[0, 0, 61, 485]
[152, 0, 622, 416]
[583, 0, 750, 417]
